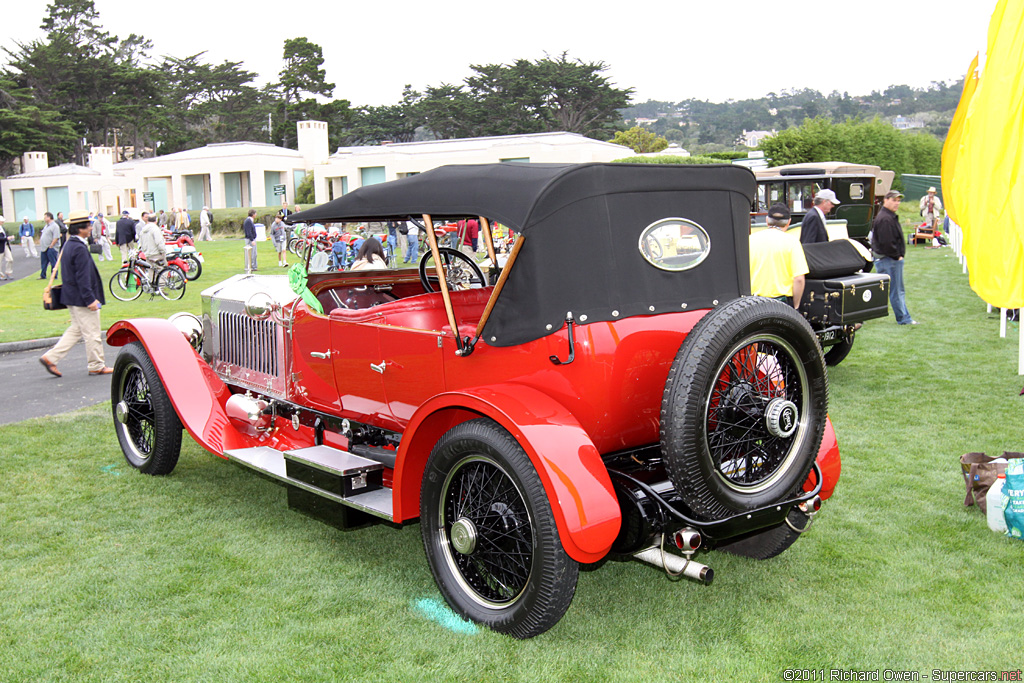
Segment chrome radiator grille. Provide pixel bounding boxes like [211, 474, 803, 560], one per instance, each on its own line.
[218, 311, 279, 377]
[212, 310, 287, 397]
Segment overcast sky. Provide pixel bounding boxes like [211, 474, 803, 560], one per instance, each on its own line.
[3, 0, 994, 107]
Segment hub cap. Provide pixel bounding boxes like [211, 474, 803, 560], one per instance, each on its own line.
[765, 398, 799, 438]
[450, 518, 478, 555]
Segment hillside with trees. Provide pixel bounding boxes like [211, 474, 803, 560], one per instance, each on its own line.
[619, 82, 961, 152]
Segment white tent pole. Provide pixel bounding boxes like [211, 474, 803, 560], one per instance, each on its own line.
[1000, 308, 1007, 338]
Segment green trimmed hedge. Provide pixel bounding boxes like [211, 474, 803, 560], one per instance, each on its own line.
[613, 155, 732, 165]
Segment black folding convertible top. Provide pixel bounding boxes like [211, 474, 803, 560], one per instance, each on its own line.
[288, 163, 757, 347]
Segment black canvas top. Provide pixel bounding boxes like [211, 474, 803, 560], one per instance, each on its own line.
[289, 163, 757, 346]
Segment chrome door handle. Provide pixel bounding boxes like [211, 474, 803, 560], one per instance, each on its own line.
[310, 350, 331, 359]
[370, 361, 386, 374]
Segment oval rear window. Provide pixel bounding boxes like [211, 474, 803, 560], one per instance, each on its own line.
[639, 218, 711, 271]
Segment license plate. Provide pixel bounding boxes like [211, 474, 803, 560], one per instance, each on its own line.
[818, 328, 841, 343]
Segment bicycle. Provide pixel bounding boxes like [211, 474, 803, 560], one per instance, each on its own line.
[109, 253, 187, 301]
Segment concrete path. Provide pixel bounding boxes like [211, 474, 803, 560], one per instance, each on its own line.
[1, 241, 56, 286]
[0, 338, 118, 425]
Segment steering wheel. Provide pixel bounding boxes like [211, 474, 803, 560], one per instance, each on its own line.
[644, 234, 663, 259]
[419, 247, 486, 293]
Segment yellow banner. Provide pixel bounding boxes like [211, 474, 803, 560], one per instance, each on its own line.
[952, 0, 1024, 309]
[940, 53, 978, 226]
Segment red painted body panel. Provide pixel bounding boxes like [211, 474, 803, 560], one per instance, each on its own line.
[811, 417, 841, 501]
[109, 288, 842, 564]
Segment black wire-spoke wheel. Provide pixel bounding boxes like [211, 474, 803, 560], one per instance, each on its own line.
[441, 457, 533, 605]
[111, 341, 182, 475]
[662, 297, 827, 522]
[157, 266, 187, 301]
[421, 419, 578, 638]
[419, 247, 485, 292]
[706, 335, 807, 493]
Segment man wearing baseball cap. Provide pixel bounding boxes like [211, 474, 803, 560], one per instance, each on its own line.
[750, 203, 809, 308]
[800, 188, 841, 245]
[871, 190, 917, 325]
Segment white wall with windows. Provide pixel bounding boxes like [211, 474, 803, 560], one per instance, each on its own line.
[310, 132, 632, 204]
[4, 126, 632, 220]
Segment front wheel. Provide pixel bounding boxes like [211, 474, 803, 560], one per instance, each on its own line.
[420, 419, 578, 638]
[109, 268, 144, 301]
[111, 341, 182, 475]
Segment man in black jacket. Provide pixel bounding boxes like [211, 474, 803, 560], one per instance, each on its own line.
[114, 209, 137, 264]
[243, 208, 258, 271]
[799, 189, 840, 244]
[39, 211, 112, 377]
[871, 191, 916, 325]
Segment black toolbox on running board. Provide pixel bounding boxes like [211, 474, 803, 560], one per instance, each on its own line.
[800, 273, 891, 326]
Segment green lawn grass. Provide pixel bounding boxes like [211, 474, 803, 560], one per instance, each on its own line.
[0, 238, 286, 343]
[2, 220, 1023, 681]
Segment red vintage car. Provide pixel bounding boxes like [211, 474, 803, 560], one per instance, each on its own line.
[107, 163, 841, 638]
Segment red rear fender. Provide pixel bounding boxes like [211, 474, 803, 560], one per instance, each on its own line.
[395, 385, 621, 564]
[809, 416, 841, 501]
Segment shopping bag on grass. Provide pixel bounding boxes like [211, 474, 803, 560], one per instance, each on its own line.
[960, 452, 1024, 514]
[1003, 460, 1024, 539]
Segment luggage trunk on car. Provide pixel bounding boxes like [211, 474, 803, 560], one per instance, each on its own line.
[799, 273, 890, 326]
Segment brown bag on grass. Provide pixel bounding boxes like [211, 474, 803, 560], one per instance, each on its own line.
[961, 452, 1024, 513]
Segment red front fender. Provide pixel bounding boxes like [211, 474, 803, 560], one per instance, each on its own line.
[107, 319, 248, 455]
[394, 385, 621, 564]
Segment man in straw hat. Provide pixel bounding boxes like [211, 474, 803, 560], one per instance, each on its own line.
[39, 210, 112, 377]
[919, 186, 943, 232]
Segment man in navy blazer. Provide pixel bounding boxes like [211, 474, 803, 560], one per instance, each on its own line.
[799, 189, 840, 245]
[39, 211, 111, 377]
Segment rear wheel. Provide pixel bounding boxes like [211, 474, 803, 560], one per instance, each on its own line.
[824, 331, 855, 367]
[157, 266, 186, 301]
[109, 268, 144, 301]
[182, 254, 202, 281]
[420, 419, 578, 638]
[661, 296, 828, 522]
[111, 341, 182, 475]
[715, 508, 811, 559]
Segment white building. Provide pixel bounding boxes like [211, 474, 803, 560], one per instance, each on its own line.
[310, 131, 632, 204]
[2, 124, 632, 219]
[739, 129, 776, 148]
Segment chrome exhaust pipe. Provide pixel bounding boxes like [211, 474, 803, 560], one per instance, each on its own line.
[633, 546, 714, 585]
